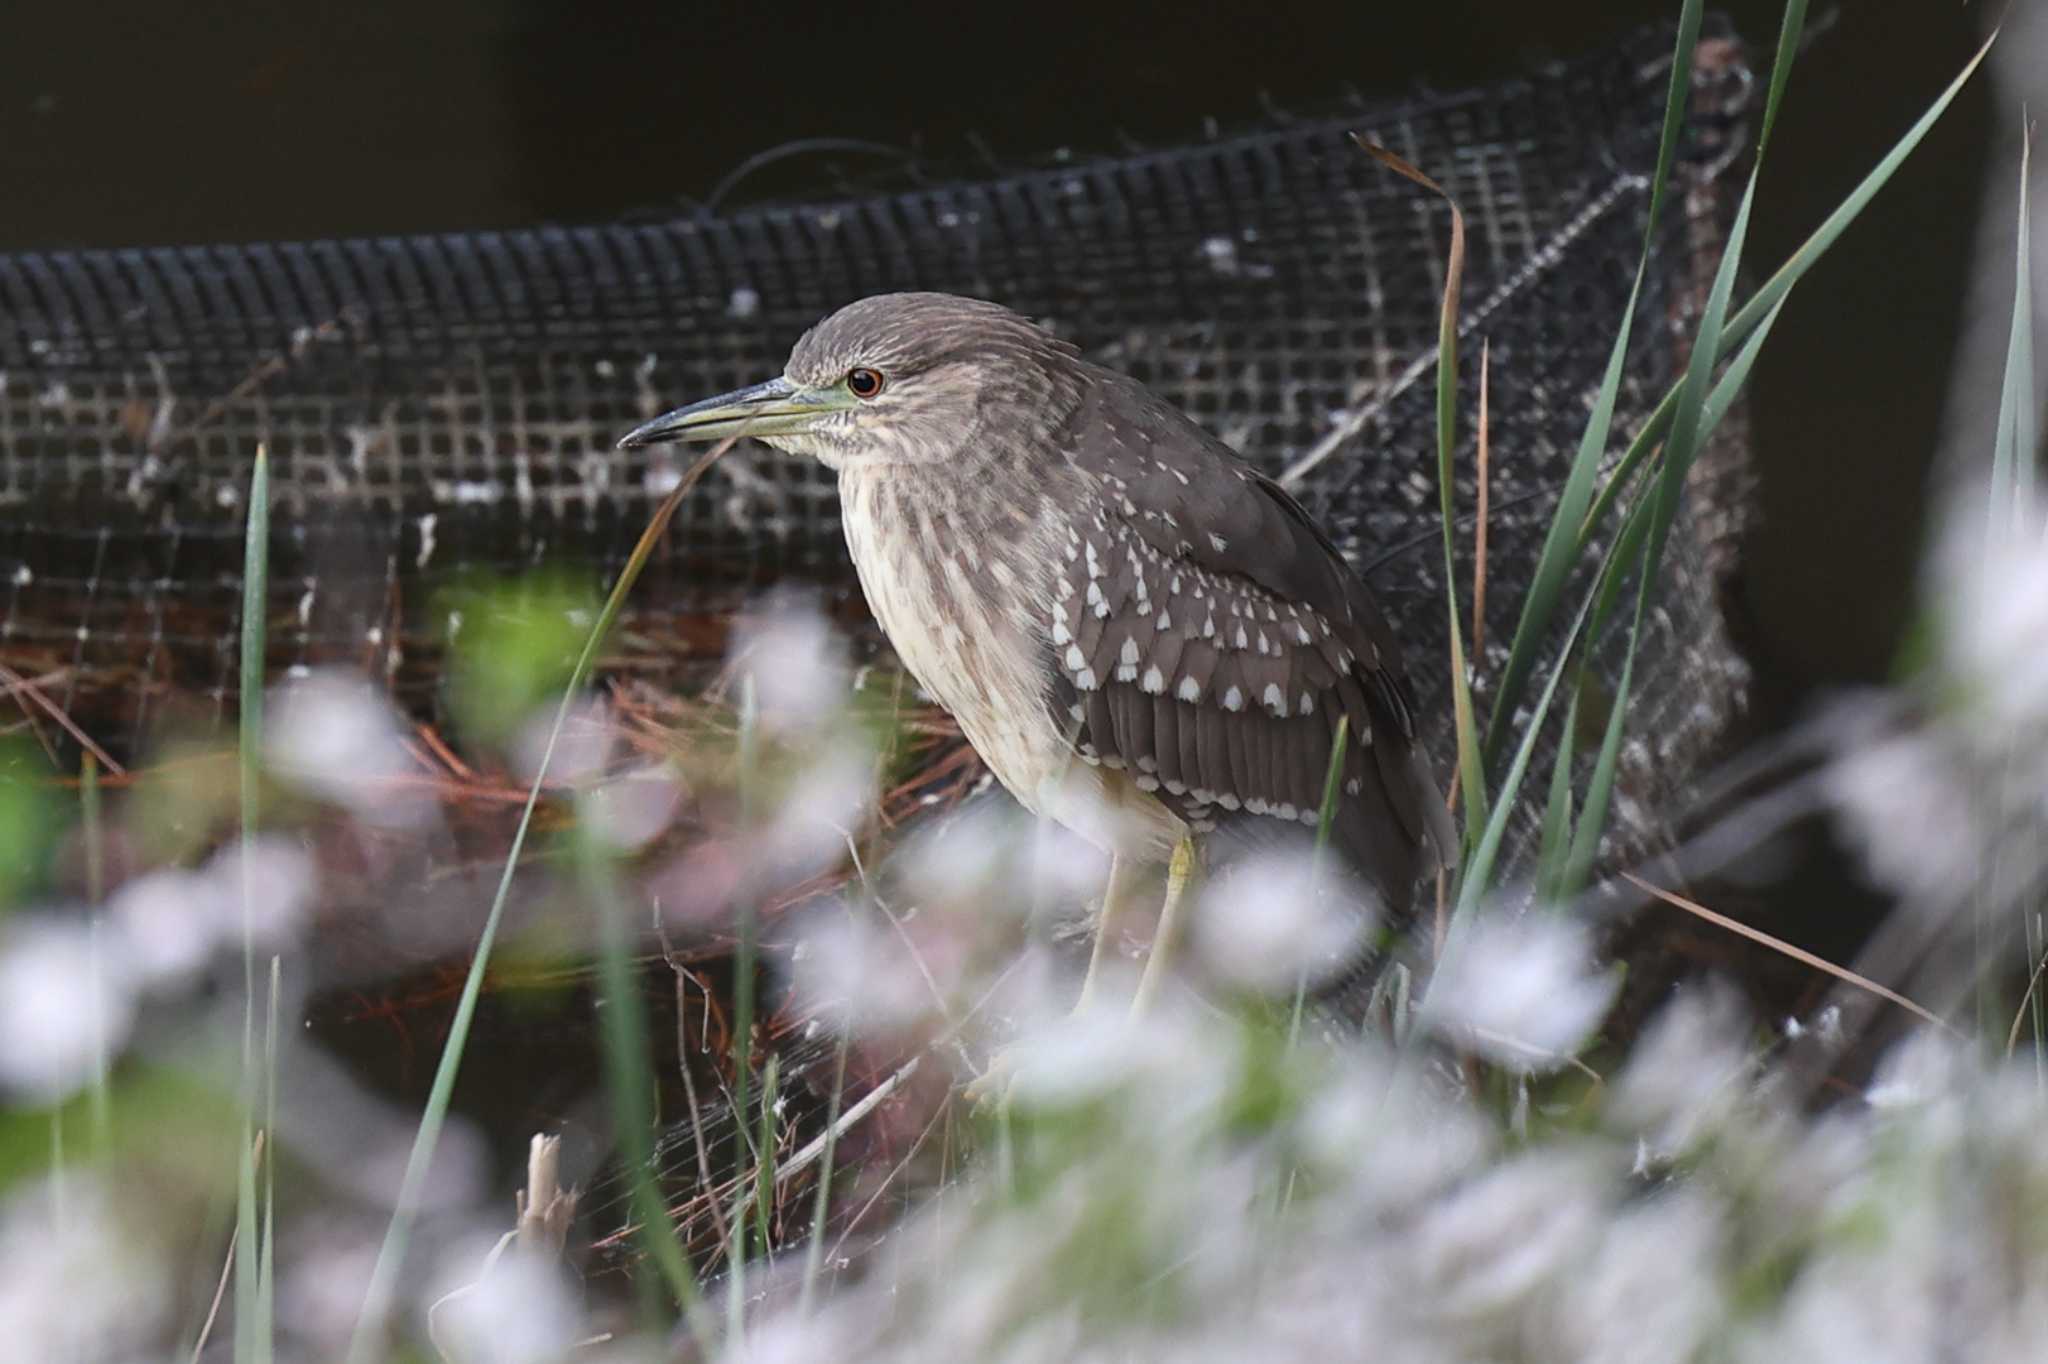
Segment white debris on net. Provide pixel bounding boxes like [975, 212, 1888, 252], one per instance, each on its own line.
[1416, 913, 1617, 1073]
[415, 511, 438, 569]
[729, 286, 762, 319]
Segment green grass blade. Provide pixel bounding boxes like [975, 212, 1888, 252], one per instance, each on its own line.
[1354, 137, 1486, 842]
[726, 672, 762, 1339]
[345, 440, 733, 1364]
[1576, 30, 1994, 565]
[259, 956, 279, 1364]
[1532, 690, 1579, 902]
[235, 446, 269, 1364]
[1639, 0, 1705, 256]
[798, 1024, 853, 1317]
[1482, 0, 1703, 768]
[1991, 125, 2036, 529]
[753, 1051, 780, 1256]
[1451, 591, 1598, 926]
[1755, 0, 1810, 157]
[582, 820, 702, 1323]
[1290, 716, 1351, 1050]
[81, 755, 111, 1154]
[1561, 229, 1791, 903]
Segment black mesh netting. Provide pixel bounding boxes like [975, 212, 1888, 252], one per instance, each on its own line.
[0, 21, 1752, 883]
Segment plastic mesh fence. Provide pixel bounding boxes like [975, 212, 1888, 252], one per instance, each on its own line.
[0, 21, 1753, 878]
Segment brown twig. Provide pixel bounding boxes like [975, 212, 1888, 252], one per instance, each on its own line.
[1623, 871, 1954, 1034]
[0, 660, 126, 775]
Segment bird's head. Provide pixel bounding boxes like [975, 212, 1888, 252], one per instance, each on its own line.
[618, 292, 1081, 470]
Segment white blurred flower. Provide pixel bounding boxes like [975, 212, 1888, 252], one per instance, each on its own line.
[1191, 849, 1374, 995]
[1933, 500, 2048, 741]
[730, 596, 849, 735]
[1548, 1190, 1725, 1364]
[277, 1225, 380, 1351]
[1419, 914, 1616, 1071]
[267, 667, 431, 826]
[513, 692, 615, 787]
[758, 738, 876, 876]
[106, 866, 215, 992]
[0, 1176, 169, 1358]
[426, 1234, 584, 1364]
[1401, 1150, 1611, 1325]
[1825, 724, 1987, 908]
[785, 899, 942, 1034]
[205, 834, 317, 948]
[1297, 1059, 1492, 1212]
[897, 801, 1031, 910]
[1002, 1002, 1229, 1121]
[1608, 990, 1752, 1159]
[581, 761, 684, 850]
[0, 916, 132, 1102]
[1863, 1030, 1965, 1111]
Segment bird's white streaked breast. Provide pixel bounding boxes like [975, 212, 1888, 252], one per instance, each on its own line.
[838, 466, 1182, 860]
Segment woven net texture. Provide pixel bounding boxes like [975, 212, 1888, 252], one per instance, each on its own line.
[0, 20, 1753, 886]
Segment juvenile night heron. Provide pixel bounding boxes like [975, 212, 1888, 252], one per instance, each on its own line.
[622, 293, 1453, 1008]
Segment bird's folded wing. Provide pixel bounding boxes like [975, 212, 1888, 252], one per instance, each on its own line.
[1042, 373, 1453, 888]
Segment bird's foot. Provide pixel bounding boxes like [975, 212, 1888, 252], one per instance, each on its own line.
[962, 1044, 1021, 1112]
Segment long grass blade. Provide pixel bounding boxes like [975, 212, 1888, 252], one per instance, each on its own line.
[726, 672, 762, 1343]
[582, 820, 702, 1322]
[1290, 715, 1352, 1050]
[798, 1025, 853, 1317]
[259, 956, 279, 1364]
[345, 437, 736, 1364]
[1354, 137, 1484, 842]
[1556, 0, 1813, 899]
[235, 445, 270, 1364]
[1573, 28, 1995, 567]
[1991, 124, 2036, 530]
[1482, 0, 1703, 769]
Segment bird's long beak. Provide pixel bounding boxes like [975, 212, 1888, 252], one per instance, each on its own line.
[616, 376, 853, 449]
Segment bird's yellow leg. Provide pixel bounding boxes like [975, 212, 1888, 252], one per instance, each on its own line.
[1075, 852, 1138, 1014]
[970, 852, 1142, 1108]
[1130, 835, 1197, 1016]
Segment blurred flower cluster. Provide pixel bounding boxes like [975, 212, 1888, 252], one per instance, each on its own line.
[6, 541, 2048, 1364]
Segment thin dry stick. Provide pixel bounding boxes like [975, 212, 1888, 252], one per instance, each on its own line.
[191, 1130, 265, 1363]
[192, 1225, 238, 1364]
[1622, 872, 1955, 1034]
[2005, 950, 2048, 1059]
[773, 1057, 920, 1191]
[654, 906, 732, 1255]
[0, 660, 125, 775]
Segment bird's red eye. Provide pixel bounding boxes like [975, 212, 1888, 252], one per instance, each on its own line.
[847, 367, 885, 399]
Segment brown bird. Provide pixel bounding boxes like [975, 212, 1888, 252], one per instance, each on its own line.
[622, 293, 1452, 1009]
